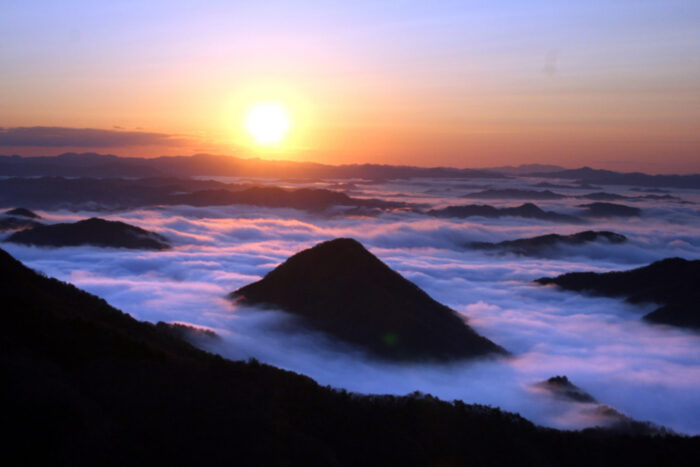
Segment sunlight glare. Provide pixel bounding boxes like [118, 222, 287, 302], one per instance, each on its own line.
[244, 101, 291, 146]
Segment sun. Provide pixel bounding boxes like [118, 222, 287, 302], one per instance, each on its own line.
[244, 101, 291, 146]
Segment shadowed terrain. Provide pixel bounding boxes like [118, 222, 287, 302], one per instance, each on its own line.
[6, 217, 170, 250]
[0, 176, 407, 212]
[4, 207, 41, 218]
[2, 247, 700, 465]
[231, 238, 506, 361]
[535, 258, 700, 329]
[578, 202, 641, 218]
[470, 231, 627, 256]
[428, 203, 583, 223]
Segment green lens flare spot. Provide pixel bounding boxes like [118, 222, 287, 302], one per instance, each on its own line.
[383, 333, 398, 347]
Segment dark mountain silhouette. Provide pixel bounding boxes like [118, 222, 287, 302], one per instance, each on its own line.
[6, 217, 170, 250]
[631, 187, 671, 194]
[480, 163, 565, 175]
[4, 207, 41, 218]
[3, 247, 699, 465]
[0, 152, 506, 180]
[578, 202, 641, 217]
[170, 186, 404, 212]
[470, 231, 627, 256]
[0, 216, 42, 232]
[534, 182, 601, 190]
[528, 166, 700, 189]
[537, 376, 597, 403]
[576, 192, 683, 202]
[428, 203, 583, 223]
[577, 192, 630, 201]
[156, 322, 220, 344]
[459, 190, 684, 204]
[0, 176, 407, 212]
[231, 238, 506, 361]
[462, 189, 566, 200]
[535, 258, 700, 329]
[535, 376, 667, 435]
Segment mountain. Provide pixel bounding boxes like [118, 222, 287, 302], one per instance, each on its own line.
[528, 167, 700, 189]
[534, 182, 602, 190]
[428, 203, 583, 223]
[0, 152, 507, 180]
[578, 202, 641, 217]
[535, 258, 700, 329]
[6, 217, 170, 250]
[481, 164, 565, 175]
[461, 189, 566, 200]
[0, 216, 42, 232]
[231, 238, 506, 361]
[536, 376, 597, 403]
[535, 376, 666, 435]
[170, 186, 404, 212]
[0, 176, 407, 212]
[3, 247, 699, 465]
[470, 231, 627, 256]
[4, 207, 41, 218]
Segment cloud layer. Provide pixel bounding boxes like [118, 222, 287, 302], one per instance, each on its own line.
[2, 177, 700, 434]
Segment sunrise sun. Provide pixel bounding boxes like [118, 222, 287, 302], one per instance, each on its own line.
[244, 101, 291, 146]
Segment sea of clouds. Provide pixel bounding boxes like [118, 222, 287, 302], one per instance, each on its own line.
[3, 177, 700, 434]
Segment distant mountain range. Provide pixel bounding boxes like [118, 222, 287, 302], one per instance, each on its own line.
[0, 177, 408, 212]
[470, 231, 627, 256]
[0, 152, 505, 180]
[528, 167, 700, 189]
[231, 238, 506, 361]
[1, 153, 698, 188]
[429, 203, 583, 223]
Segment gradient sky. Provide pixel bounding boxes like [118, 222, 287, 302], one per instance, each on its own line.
[1, 1, 699, 172]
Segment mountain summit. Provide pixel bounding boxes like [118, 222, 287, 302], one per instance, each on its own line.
[231, 238, 506, 361]
[6, 217, 170, 250]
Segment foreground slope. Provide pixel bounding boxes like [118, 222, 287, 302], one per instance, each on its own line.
[536, 258, 700, 329]
[231, 238, 506, 360]
[1, 247, 699, 465]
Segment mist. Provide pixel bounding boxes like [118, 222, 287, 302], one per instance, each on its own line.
[3, 177, 700, 434]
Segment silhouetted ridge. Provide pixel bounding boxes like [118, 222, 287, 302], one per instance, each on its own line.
[231, 238, 505, 360]
[428, 203, 582, 223]
[535, 258, 700, 329]
[0, 216, 42, 232]
[537, 376, 597, 403]
[470, 231, 626, 256]
[535, 376, 666, 435]
[2, 247, 698, 465]
[4, 207, 41, 218]
[6, 217, 170, 250]
[0, 176, 407, 212]
[528, 166, 700, 189]
[578, 202, 641, 217]
[461, 189, 566, 200]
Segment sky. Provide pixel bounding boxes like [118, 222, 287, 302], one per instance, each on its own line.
[1, 1, 699, 172]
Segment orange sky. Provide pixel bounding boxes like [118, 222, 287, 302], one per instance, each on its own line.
[1, 2, 699, 173]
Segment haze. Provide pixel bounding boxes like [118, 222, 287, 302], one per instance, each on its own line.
[2, 1, 700, 172]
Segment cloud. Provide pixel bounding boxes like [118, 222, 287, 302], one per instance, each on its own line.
[0, 126, 185, 147]
[2, 177, 700, 435]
